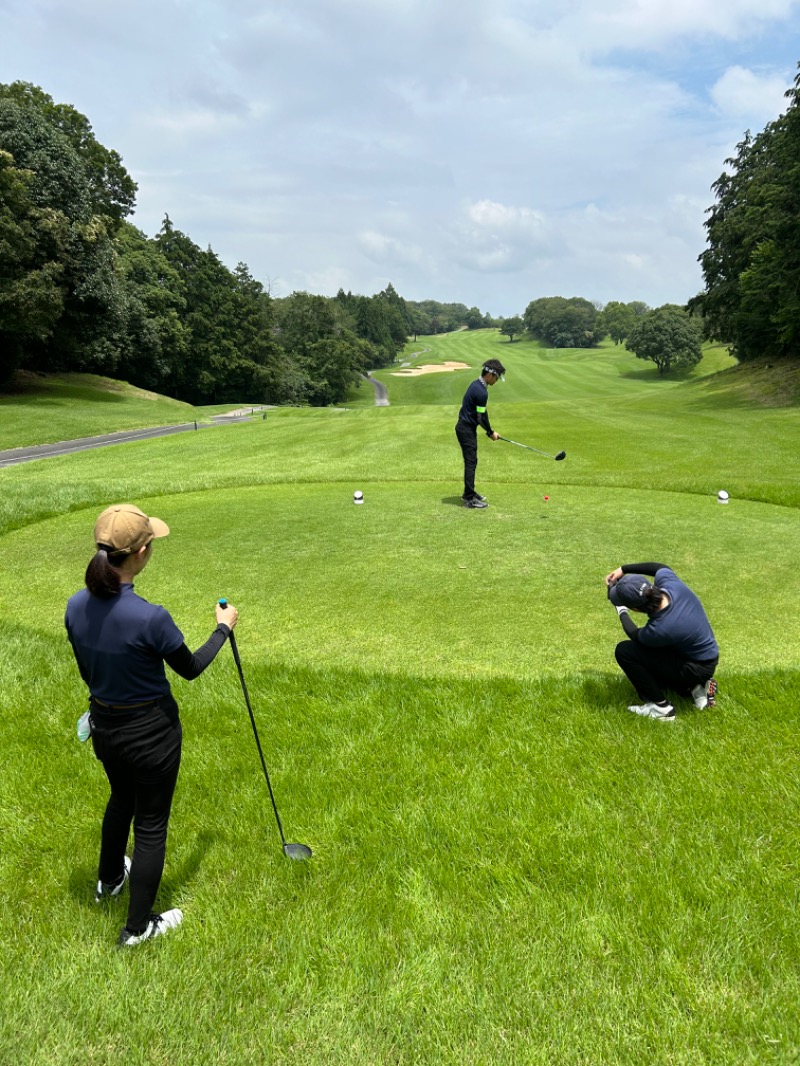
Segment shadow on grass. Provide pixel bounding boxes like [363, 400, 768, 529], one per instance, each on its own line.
[161, 829, 216, 903]
[616, 366, 690, 383]
[67, 829, 217, 908]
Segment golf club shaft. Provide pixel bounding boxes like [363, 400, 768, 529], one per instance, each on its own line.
[225, 625, 288, 848]
[498, 436, 557, 459]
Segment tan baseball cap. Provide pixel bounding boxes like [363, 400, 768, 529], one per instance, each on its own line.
[94, 504, 170, 555]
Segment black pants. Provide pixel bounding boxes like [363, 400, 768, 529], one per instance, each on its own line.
[455, 422, 479, 498]
[90, 696, 182, 933]
[615, 640, 718, 705]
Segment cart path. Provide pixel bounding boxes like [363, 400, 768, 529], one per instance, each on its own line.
[363, 373, 390, 406]
[0, 407, 271, 468]
[362, 346, 432, 406]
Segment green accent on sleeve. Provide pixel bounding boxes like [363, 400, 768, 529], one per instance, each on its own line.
[476, 405, 487, 413]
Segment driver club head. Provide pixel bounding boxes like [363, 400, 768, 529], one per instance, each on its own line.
[555, 451, 566, 461]
[283, 842, 312, 861]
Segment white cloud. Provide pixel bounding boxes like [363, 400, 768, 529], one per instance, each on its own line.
[2, 0, 800, 315]
[710, 65, 792, 120]
[451, 200, 552, 274]
[357, 230, 426, 267]
[466, 200, 546, 231]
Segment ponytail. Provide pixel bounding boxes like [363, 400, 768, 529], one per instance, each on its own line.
[85, 547, 125, 598]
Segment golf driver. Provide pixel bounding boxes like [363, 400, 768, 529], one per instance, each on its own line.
[219, 599, 312, 861]
[498, 436, 566, 461]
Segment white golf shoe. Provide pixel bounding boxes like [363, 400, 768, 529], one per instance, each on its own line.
[627, 702, 676, 721]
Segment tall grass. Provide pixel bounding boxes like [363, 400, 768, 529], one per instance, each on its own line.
[1, 343, 798, 1065]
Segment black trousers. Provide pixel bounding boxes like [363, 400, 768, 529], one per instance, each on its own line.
[90, 696, 182, 932]
[455, 421, 479, 498]
[615, 640, 718, 705]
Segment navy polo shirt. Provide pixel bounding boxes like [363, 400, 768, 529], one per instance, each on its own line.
[639, 567, 719, 661]
[65, 583, 185, 704]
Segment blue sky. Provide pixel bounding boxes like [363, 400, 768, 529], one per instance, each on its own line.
[1, 0, 798, 317]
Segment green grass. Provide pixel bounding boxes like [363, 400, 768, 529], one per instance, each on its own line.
[1, 343, 799, 1065]
[348, 330, 738, 408]
[0, 372, 201, 450]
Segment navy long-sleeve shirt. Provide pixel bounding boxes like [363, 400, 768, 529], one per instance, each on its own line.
[616, 563, 719, 662]
[457, 378, 494, 436]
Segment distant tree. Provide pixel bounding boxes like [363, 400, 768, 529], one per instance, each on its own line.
[499, 315, 523, 342]
[378, 282, 413, 337]
[465, 306, 488, 330]
[274, 291, 338, 356]
[625, 305, 703, 376]
[349, 286, 409, 366]
[597, 301, 637, 344]
[231, 262, 280, 368]
[303, 335, 368, 406]
[275, 291, 366, 404]
[523, 296, 598, 348]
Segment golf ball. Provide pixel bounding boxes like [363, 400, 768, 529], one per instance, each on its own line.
[354, 490, 364, 504]
[717, 490, 729, 504]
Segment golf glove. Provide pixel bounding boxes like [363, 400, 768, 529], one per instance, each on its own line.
[614, 605, 629, 617]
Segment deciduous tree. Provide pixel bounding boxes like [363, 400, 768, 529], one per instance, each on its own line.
[597, 301, 638, 344]
[625, 305, 703, 376]
[695, 68, 800, 361]
[523, 296, 598, 348]
[499, 315, 523, 342]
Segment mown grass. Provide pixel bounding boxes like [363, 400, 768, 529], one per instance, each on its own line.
[1, 343, 799, 1065]
[349, 331, 738, 408]
[0, 372, 201, 450]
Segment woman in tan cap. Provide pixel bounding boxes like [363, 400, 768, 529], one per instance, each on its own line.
[65, 504, 239, 948]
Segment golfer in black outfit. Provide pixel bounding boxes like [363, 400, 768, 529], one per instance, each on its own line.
[456, 358, 505, 508]
[65, 504, 238, 947]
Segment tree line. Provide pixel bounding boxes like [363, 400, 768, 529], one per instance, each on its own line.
[0, 81, 497, 405]
[495, 297, 704, 376]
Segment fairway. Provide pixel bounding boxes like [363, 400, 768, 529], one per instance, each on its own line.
[1, 336, 799, 1065]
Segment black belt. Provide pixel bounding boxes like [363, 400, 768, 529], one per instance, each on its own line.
[92, 697, 159, 710]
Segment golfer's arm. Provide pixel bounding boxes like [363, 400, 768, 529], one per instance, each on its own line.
[165, 624, 231, 680]
[618, 612, 641, 640]
[477, 407, 494, 435]
[621, 562, 667, 577]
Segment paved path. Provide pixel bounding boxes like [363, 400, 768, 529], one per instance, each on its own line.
[363, 373, 390, 406]
[0, 407, 270, 468]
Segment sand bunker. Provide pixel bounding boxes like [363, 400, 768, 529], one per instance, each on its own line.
[390, 361, 470, 377]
